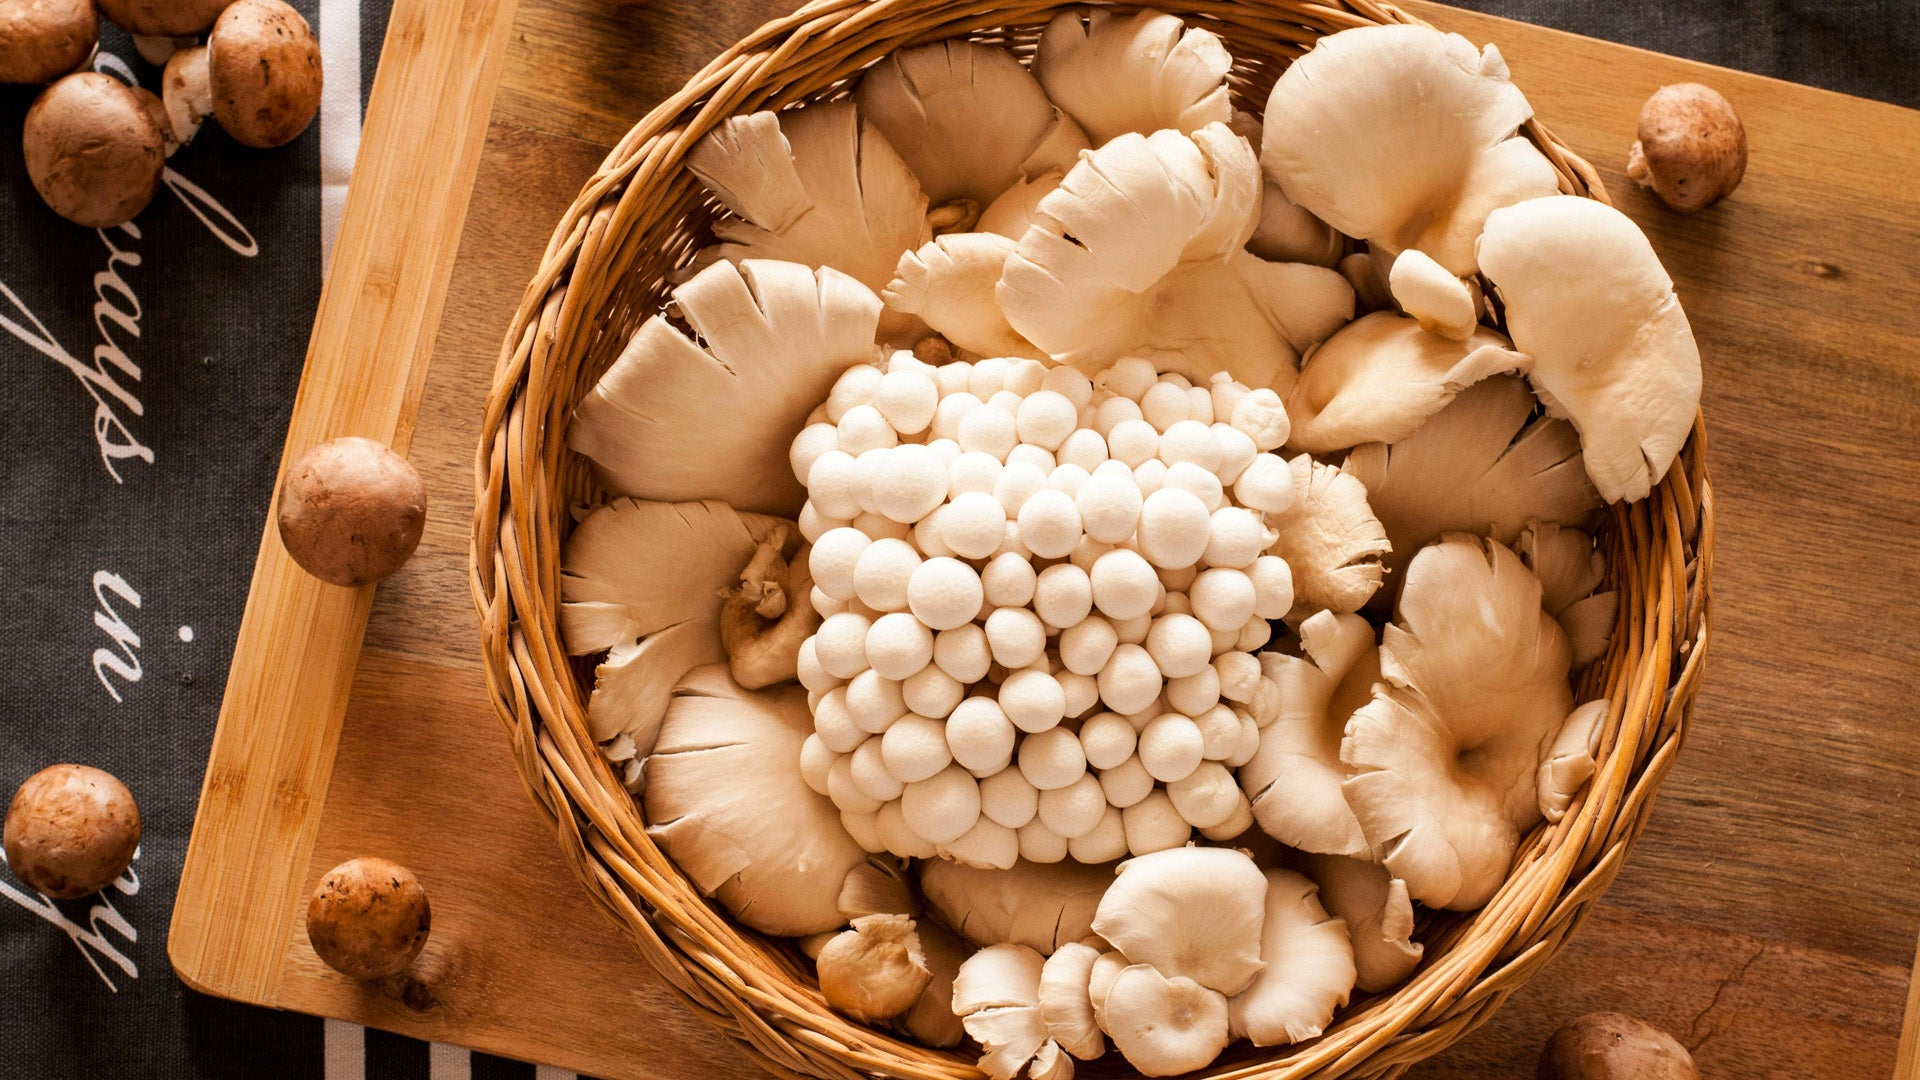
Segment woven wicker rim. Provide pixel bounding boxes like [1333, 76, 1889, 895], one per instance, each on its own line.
[469, 3, 1715, 1078]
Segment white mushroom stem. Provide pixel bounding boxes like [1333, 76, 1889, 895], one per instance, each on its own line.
[1387, 249, 1482, 341]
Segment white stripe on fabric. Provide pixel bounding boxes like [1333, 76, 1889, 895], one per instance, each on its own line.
[317, 0, 363, 271]
[429, 1043, 472, 1080]
[533, 1066, 575, 1080]
[323, 1020, 366, 1080]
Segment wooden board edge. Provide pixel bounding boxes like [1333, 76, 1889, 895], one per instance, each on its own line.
[169, 0, 523, 1004]
[1895, 933, 1920, 1080]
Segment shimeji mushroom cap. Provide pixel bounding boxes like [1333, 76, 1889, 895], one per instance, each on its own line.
[1263, 456, 1390, 621]
[1340, 535, 1594, 910]
[1227, 869, 1356, 1046]
[1038, 941, 1107, 1060]
[1261, 24, 1559, 275]
[1240, 611, 1377, 856]
[920, 857, 1111, 955]
[569, 259, 882, 516]
[1299, 853, 1423, 994]
[1514, 520, 1618, 668]
[1032, 9, 1232, 146]
[885, 233, 1045, 360]
[687, 103, 928, 334]
[1342, 376, 1601, 590]
[1287, 312, 1529, 453]
[854, 40, 1087, 211]
[642, 666, 870, 935]
[1090, 846, 1268, 995]
[998, 124, 1353, 390]
[1477, 195, 1704, 503]
[1100, 964, 1231, 1077]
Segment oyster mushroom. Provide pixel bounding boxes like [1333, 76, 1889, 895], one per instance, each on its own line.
[1031, 9, 1231, 145]
[1262, 24, 1560, 276]
[1514, 519, 1618, 669]
[562, 499, 792, 755]
[1298, 852, 1422, 994]
[920, 857, 1111, 955]
[1240, 611, 1376, 856]
[1478, 195, 1704, 503]
[1286, 312, 1529, 453]
[1263, 455, 1390, 621]
[1227, 869, 1355, 1046]
[643, 665, 871, 935]
[570, 259, 882, 517]
[952, 943, 1064, 1080]
[902, 918, 971, 1047]
[1342, 375, 1601, 589]
[0, 0, 96, 84]
[1089, 846, 1267, 995]
[1387, 249, 1483, 341]
[854, 40, 1086, 216]
[998, 123, 1352, 390]
[817, 913, 930, 1022]
[719, 525, 820, 689]
[1340, 534, 1600, 910]
[686, 103, 928, 336]
[885, 232, 1045, 360]
[1037, 940, 1107, 1060]
[1100, 963, 1230, 1076]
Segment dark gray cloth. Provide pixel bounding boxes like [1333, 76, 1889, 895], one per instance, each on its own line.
[0, 3, 1909, 1079]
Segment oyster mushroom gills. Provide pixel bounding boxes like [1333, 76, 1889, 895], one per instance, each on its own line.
[559, 16, 1701, 1074]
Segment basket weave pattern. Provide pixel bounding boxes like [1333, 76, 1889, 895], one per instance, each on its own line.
[470, 3, 1715, 1077]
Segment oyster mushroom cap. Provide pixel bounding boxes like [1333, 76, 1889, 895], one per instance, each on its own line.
[955, 943, 1057, 1080]
[1513, 519, 1618, 668]
[817, 913, 930, 1021]
[902, 918, 971, 1047]
[1087, 948, 1128, 1030]
[854, 40, 1086, 210]
[1038, 941, 1107, 1060]
[998, 123, 1352, 390]
[979, 170, 1063, 240]
[568, 258, 883, 516]
[1478, 195, 1703, 503]
[643, 666, 869, 935]
[920, 857, 1111, 955]
[1340, 535, 1595, 910]
[1342, 375, 1601, 592]
[1240, 611, 1377, 856]
[962, 1005, 1052, 1080]
[1261, 24, 1559, 275]
[1287, 312, 1529, 454]
[687, 104, 929, 335]
[1090, 846, 1268, 995]
[885, 233, 1044, 360]
[1100, 964, 1231, 1077]
[1298, 853, 1423, 994]
[1227, 869, 1356, 1046]
[719, 528, 821, 689]
[1264, 455, 1390, 621]
[1032, 9, 1231, 146]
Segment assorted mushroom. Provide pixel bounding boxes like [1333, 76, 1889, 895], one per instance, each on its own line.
[557, 15, 1708, 1077]
[3, 764, 141, 899]
[4, 0, 322, 227]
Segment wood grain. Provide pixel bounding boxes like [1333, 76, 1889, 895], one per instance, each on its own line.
[171, 0, 1920, 1076]
[169, 0, 521, 1005]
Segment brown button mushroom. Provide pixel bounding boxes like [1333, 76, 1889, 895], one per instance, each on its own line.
[208, 0, 322, 149]
[277, 436, 428, 588]
[307, 857, 432, 981]
[94, 0, 232, 38]
[1627, 83, 1747, 214]
[4, 764, 141, 899]
[1539, 1012, 1700, 1080]
[0, 0, 97, 84]
[23, 72, 166, 228]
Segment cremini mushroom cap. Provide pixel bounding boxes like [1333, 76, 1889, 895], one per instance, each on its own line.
[22, 72, 165, 227]
[1261, 24, 1559, 275]
[1287, 311, 1529, 453]
[208, 0, 322, 149]
[97, 0, 231, 37]
[1477, 195, 1703, 503]
[0, 0, 97, 84]
[1627, 83, 1746, 213]
[1090, 845, 1268, 995]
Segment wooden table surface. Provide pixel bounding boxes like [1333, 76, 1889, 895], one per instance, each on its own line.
[171, 0, 1920, 1077]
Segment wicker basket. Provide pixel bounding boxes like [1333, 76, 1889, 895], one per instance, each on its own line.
[470, 2, 1715, 1077]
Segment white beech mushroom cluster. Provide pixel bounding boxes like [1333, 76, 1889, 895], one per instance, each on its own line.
[793, 354, 1294, 865]
[552, 11, 1705, 1080]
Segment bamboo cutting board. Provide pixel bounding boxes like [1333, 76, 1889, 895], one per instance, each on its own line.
[169, 0, 1920, 1076]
